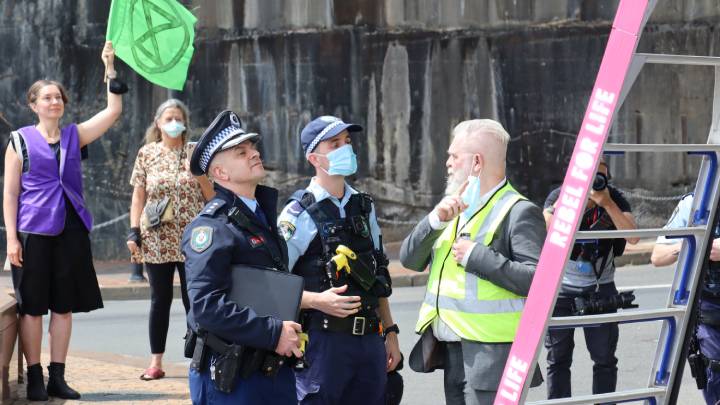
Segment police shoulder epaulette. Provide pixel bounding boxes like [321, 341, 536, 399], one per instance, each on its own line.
[285, 190, 316, 217]
[359, 192, 374, 204]
[349, 185, 373, 204]
[200, 199, 227, 217]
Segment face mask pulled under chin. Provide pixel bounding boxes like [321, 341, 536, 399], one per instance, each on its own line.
[318, 144, 358, 176]
[162, 120, 186, 139]
[461, 175, 482, 219]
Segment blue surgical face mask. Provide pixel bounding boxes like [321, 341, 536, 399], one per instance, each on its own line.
[461, 175, 482, 219]
[162, 120, 186, 138]
[321, 144, 358, 176]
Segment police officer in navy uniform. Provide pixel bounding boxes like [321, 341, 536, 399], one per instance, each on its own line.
[183, 110, 303, 405]
[278, 116, 401, 404]
[652, 193, 720, 404]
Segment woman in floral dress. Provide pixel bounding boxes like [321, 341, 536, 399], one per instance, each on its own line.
[126, 99, 212, 380]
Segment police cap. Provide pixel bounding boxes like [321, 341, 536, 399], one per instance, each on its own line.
[190, 110, 260, 176]
[300, 115, 362, 157]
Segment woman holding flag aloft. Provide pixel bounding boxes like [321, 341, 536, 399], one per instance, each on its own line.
[3, 41, 123, 401]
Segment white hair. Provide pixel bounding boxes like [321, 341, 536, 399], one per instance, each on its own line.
[452, 119, 510, 148]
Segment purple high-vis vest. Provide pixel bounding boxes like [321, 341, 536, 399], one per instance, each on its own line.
[15, 124, 92, 235]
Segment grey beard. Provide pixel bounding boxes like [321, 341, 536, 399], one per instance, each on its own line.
[445, 174, 466, 196]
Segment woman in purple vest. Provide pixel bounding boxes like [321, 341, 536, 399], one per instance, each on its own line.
[2, 41, 123, 401]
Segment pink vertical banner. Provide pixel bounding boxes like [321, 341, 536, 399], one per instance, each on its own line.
[493, 1, 650, 404]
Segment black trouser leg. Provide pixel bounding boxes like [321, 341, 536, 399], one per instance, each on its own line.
[545, 304, 575, 399]
[584, 322, 619, 395]
[146, 262, 175, 354]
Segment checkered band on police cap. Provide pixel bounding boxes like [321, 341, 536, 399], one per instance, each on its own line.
[305, 117, 343, 157]
[199, 118, 245, 173]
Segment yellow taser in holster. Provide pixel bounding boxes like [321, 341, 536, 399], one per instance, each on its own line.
[327, 245, 357, 279]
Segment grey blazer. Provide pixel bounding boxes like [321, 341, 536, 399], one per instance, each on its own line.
[400, 199, 546, 391]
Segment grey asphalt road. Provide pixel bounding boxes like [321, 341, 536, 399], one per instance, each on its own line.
[58, 262, 705, 404]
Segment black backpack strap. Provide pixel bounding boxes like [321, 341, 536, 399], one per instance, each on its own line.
[357, 193, 374, 215]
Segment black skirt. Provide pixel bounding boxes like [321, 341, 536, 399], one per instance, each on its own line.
[11, 224, 104, 316]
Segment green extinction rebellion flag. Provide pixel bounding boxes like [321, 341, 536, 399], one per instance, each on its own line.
[106, 0, 197, 90]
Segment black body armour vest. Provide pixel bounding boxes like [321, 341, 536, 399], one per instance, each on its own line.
[291, 191, 380, 313]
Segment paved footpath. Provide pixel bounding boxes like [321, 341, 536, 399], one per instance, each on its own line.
[7, 351, 189, 404]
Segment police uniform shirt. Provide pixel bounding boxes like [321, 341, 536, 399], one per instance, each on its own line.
[656, 194, 694, 245]
[277, 178, 382, 270]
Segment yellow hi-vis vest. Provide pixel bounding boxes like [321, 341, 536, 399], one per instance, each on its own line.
[415, 182, 527, 343]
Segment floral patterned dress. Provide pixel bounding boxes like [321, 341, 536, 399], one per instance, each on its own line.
[130, 142, 205, 264]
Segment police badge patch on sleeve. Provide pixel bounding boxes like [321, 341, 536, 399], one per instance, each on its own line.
[191, 226, 213, 252]
[279, 221, 296, 241]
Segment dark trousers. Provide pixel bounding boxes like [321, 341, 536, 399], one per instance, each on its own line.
[189, 362, 296, 405]
[295, 330, 386, 405]
[698, 300, 720, 404]
[545, 283, 619, 399]
[146, 262, 190, 354]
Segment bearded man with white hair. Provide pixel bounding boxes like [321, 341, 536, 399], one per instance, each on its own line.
[400, 119, 546, 404]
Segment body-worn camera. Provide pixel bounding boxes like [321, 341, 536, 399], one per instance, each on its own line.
[592, 172, 608, 191]
[573, 290, 638, 315]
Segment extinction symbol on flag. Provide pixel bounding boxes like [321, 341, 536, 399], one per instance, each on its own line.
[107, 0, 197, 90]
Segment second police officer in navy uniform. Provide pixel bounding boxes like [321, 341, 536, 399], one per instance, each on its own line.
[652, 193, 720, 405]
[278, 116, 402, 404]
[182, 111, 303, 404]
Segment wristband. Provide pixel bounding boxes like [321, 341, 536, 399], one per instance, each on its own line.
[109, 78, 128, 94]
[383, 324, 399, 337]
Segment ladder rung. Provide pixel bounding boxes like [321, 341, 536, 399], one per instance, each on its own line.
[605, 143, 720, 153]
[637, 53, 720, 66]
[576, 227, 706, 240]
[548, 308, 686, 328]
[526, 387, 667, 405]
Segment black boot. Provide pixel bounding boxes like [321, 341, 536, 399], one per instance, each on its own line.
[46, 362, 81, 399]
[26, 363, 48, 401]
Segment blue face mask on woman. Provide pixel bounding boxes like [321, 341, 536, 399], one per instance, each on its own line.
[321, 144, 358, 176]
[161, 120, 186, 138]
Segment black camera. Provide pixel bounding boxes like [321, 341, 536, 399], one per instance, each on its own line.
[592, 172, 608, 191]
[573, 290, 638, 316]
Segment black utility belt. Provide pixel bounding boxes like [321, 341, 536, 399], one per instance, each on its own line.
[305, 314, 381, 336]
[190, 331, 287, 393]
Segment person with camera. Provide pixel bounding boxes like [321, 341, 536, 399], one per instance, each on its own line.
[543, 158, 639, 399]
[651, 193, 720, 404]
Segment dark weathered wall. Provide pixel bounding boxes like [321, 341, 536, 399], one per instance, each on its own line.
[2, 0, 720, 258]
